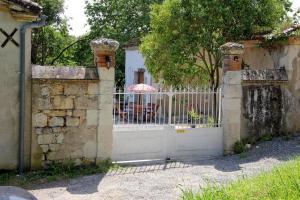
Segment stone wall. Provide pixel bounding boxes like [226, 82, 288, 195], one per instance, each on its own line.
[31, 66, 100, 168]
[241, 83, 287, 139]
[220, 40, 300, 151]
[30, 38, 119, 169]
[220, 43, 244, 153]
[241, 39, 300, 138]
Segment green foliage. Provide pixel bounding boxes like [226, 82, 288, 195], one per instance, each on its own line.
[86, 0, 163, 41]
[34, 0, 64, 24]
[187, 110, 216, 127]
[32, 0, 79, 66]
[80, 0, 163, 87]
[182, 156, 300, 200]
[141, 0, 292, 87]
[258, 134, 273, 142]
[32, 22, 78, 66]
[0, 160, 119, 188]
[233, 141, 246, 154]
[293, 7, 300, 24]
[188, 109, 200, 121]
[206, 116, 215, 128]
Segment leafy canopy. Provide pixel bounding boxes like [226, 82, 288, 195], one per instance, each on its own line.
[86, 0, 163, 41]
[34, 0, 64, 24]
[141, 0, 292, 86]
[32, 0, 77, 66]
[84, 0, 163, 86]
[32, 0, 164, 86]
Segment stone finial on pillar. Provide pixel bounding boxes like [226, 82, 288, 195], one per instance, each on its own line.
[220, 42, 244, 154]
[90, 38, 119, 161]
[90, 38, 119, 69]
[220, 42, 244, 73]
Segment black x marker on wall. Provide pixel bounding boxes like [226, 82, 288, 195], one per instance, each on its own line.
[0, 28, 19, 48]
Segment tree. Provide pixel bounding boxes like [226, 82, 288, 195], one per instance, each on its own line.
[294, 7, 300, 24]
[32, 0, 77, 66]
[82, 0, 163, 86]
[35, 0, 64, 24]
[140, 0, 292, 89]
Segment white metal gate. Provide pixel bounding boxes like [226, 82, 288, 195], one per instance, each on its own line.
[112, 86, 223, 162]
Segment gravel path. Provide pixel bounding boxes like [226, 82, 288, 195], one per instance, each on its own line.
[30, 136, 300, 200]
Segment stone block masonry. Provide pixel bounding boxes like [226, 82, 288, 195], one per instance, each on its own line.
[90, 38, 119, 161]
[30, 38, 119, 169]
[220, 42, 244, 153]
[31, 78, 99, 168]
[241, 40, 300, 137]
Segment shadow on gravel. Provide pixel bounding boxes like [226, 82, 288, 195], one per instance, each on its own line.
[67, 174, 105, 195]
[211, 135, 300, 172]
[103, 135, 300, 175]
[30, 174, 105, 195]
[31, 135, 300, 195]
[105, 136, 300, 174]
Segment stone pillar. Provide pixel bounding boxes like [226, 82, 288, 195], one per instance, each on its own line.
[90, 38, 119, 161]
[220, 42, 244, 153]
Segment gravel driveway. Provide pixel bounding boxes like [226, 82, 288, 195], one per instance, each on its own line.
[30, 136, 300, 200]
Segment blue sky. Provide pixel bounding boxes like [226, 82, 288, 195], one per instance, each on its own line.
[64, 0, 300, 37]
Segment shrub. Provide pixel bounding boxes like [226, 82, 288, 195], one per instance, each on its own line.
[258, 134, 273, 142]
[233, 141, 246, 154]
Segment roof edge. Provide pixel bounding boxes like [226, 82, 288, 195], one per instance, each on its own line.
[1, 0, 42, 20]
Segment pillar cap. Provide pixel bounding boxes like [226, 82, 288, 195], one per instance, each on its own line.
[220, 42, 244, 55]
[90, 38, 119, 52]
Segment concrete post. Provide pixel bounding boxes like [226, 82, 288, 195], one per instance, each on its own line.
[220, 42, 244, 153]
[90, 38, 119, 161]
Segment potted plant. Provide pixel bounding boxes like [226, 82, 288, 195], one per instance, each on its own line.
[188, 109, 200, 128]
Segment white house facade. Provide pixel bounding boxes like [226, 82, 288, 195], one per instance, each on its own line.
[124, 39, 154, 88]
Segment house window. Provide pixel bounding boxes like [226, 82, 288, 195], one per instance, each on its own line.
[134, 68, 145, 84]
[137, 71, 144, 84]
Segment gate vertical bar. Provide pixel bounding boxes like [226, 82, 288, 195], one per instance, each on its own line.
[168, 86, 173, 125]
[218, 87, 222, 126]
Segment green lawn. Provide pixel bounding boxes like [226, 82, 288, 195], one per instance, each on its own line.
[182, 157, 300, 200]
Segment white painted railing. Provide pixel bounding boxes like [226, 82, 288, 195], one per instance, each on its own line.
[113, 86, 222, 127]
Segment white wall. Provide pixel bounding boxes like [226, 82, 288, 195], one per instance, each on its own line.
[112, 126, 223, 162]
[0, 11, 32, 169]
[125, 48, 153, 87]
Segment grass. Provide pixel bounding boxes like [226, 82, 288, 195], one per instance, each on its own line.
[0, 160, 120, 189]
[182, 156, 300, 200]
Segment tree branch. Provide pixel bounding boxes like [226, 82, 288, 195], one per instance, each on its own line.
[194, 62, 210, 74]
[207, 51, 214, 69]
[197, 51, 211, 74]
[50, 38, 88, 65]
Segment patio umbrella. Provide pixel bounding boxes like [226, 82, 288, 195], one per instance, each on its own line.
[126, 83, 157, 93]
[127, 84, 157, 105]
